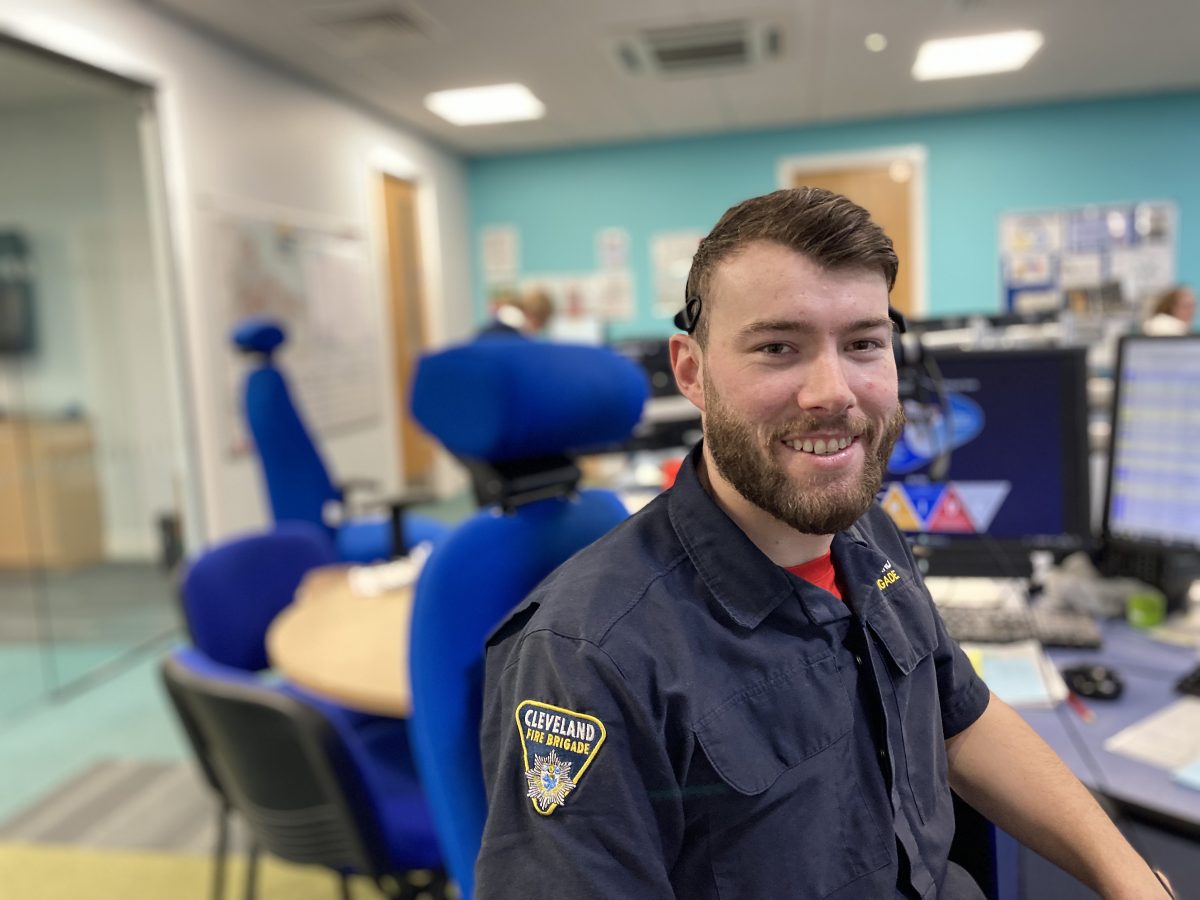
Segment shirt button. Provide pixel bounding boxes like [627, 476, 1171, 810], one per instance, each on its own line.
[878, 748, 888, 761]
[854, 654, 863, 666]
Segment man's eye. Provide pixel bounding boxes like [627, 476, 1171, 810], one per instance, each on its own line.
[848, 339, 884, 352]
[757, 342, 791, 355]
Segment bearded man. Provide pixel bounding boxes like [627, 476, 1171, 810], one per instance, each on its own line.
[476, 188, 1170, 899]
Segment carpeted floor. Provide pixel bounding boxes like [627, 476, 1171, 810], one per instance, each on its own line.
[0, 561, 179, 643]
[0, 759, 238, 853]
[0, 842, 385, 899]
[0, 759, 448, 899]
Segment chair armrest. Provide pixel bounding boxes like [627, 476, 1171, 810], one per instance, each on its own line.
[360, 488, 440, 556]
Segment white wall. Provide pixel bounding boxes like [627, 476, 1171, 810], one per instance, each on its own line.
[0, 0, 474, 545]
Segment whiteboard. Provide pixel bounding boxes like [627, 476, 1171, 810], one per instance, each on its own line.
[212, 210, 383, 454]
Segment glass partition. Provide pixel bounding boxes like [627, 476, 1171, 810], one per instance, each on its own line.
[0, 40, 190, 716]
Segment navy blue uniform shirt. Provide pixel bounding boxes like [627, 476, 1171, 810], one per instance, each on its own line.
[477, 445, 991, 898]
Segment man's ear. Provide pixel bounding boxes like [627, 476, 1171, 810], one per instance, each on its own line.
[669, 334, 706, 413]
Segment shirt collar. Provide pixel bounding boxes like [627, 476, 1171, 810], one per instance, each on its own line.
[667, 442, 800, 630]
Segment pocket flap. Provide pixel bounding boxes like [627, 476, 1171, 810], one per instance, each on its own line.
[693, 655, 851, 795]
[866, 583, 938, 676]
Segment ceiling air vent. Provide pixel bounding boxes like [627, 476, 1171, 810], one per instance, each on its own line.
[304, 0, 434, 52]
[615, 19, 783, 76]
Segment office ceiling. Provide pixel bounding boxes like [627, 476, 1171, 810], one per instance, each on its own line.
[144, 0, 1200, 156]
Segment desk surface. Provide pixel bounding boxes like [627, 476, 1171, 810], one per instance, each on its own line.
[266, 566, 412, 718]
[1020, 621, 1200, 834]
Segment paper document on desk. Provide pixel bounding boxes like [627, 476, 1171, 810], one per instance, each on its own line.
[1173, 757, 1200, 792]
[962, 640, 1067, 707]
[1104, 697, 1200, 771]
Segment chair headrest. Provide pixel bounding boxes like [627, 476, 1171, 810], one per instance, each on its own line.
[232, 317, 286, 356]
[411, 340, 648, 462]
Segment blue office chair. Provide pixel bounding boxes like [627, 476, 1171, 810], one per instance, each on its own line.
[406, 339, 648, 899]
[233, 317, 449, 563]
[180, 521, 338, 672]
[162, 647, 446, 900]
[177, 522, 377, 899]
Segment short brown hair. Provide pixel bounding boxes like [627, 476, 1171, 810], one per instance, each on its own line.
[684, 187, 899, 345]
[521, 289, 555, 329]
[1150, 285, 1191, 318]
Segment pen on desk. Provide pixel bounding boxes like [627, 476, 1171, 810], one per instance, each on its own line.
[1065, 691, 1095, 724]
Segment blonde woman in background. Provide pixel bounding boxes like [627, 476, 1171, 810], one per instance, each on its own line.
[1143, 284, 1196, 335]
[479, 289, 556, 338]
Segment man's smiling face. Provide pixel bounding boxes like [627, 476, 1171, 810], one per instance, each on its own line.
[693, 240, 904, 535]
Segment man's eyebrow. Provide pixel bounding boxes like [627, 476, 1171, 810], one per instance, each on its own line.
[736, 316, 894, 338]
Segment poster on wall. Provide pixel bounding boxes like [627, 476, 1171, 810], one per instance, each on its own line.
[999, 202, 1176, 316]
[652, 231, 702, 318]
[211, 208, 383, 454]
[595, 227, 630, 272]
[482, 225, 520, 287]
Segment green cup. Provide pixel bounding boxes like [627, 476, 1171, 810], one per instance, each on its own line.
[1126, 589, 1167, 629]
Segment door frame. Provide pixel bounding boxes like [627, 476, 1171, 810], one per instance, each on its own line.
[777, 144, 927, 317]
[367, 149, 463, 498]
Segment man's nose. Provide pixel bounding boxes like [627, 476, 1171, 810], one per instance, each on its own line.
[795, 354, 855, 414]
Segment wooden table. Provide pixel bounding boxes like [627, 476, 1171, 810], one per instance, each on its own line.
[267, 565, 414, 717]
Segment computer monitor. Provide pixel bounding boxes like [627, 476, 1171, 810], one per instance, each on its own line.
[611, 337, 701, 452]
[1101, 334, 1200, 609]
[881, 346, 1092, 577]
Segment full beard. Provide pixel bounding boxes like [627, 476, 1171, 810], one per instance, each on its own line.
[705, 386, 906, 535]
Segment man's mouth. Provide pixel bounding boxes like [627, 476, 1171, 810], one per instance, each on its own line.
[783, 435, 856, 456]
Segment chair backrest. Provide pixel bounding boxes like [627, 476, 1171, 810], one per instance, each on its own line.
[407, 339, 647, 898]
[234, 318, 340, 530]
[162, 646, 398, 875]
[180, 521, 338, 671]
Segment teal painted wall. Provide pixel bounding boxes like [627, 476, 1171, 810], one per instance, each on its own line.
[468, 92, 1200, 340]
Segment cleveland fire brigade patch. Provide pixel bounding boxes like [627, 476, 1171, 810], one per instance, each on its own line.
[515, 700, 606, 816]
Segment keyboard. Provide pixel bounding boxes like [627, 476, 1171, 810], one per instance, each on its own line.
[1177, 664, 1200, 697]
[1029, 608, 1104, 649]
[937, 606, 1032, 643]
[937, 605, 1103, 649]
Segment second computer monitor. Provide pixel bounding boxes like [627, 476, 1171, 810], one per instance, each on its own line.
[1101, 334, 1200, 606]
[881, 346, 1092, 576]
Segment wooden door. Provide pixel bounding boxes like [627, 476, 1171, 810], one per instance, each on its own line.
[380, 175, 436, 486]
[791, 164, 916, 317]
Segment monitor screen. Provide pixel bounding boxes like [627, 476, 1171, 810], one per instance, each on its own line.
[1104, 335, 1200, 551]
[611, 337, 701, 452]
[881, 346, 1092, 576]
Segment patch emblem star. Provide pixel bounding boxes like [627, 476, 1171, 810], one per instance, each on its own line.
[525, 749, 576, 811]
[515, 700, 606, 816]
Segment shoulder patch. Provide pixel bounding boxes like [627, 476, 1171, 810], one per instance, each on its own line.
[515, 700, 606, 816]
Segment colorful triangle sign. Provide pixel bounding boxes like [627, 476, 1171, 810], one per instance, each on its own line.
[952, 481, 1011, 533]
[927, 485, 976, 533]
[881, 484, 921, 531]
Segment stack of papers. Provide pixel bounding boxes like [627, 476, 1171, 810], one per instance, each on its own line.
[1103, 697, 1200, 790]
[962, 640, 1068, 707]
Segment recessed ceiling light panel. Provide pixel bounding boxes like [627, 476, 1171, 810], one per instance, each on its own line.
[423, 83, 545, 126]
[912, 30, 1043, 81]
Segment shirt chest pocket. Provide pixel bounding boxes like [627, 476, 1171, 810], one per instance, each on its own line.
[691, 653, 890, 899]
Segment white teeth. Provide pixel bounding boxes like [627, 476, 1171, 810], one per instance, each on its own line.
[789, 436, 854, 455]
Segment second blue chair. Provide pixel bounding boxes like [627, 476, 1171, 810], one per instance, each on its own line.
[406, 339, 648, 899]
[232, 317, 449, 563]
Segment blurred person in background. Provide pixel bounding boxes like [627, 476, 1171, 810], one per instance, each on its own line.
[479, 288, 556, 338]
[1143, 284, 1196, 335]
